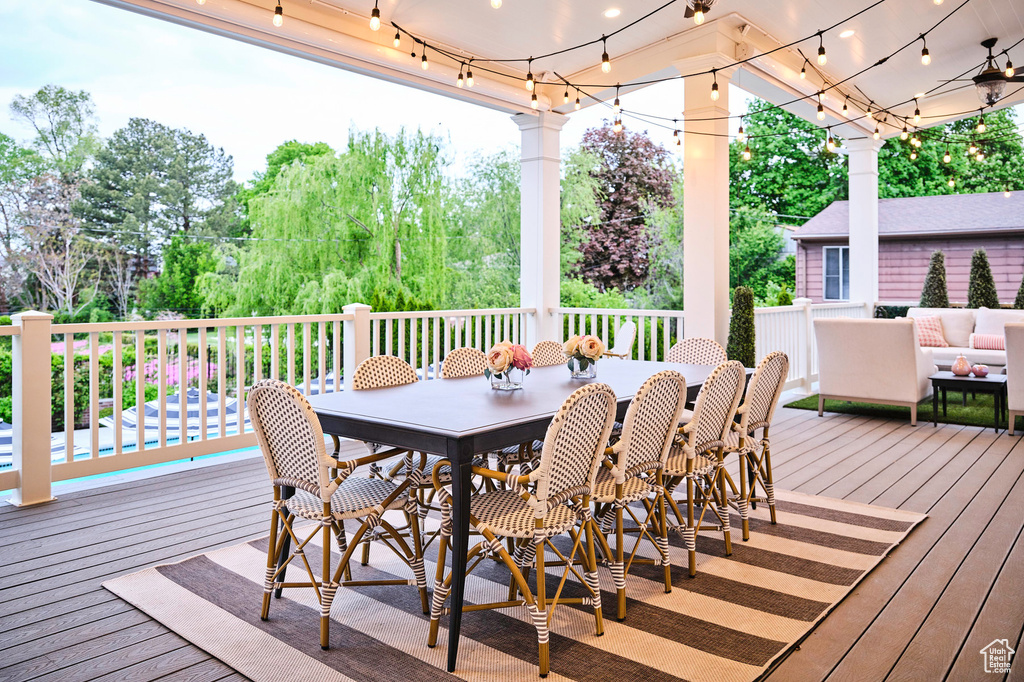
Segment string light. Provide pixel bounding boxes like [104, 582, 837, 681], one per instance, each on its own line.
[913, 100, 921, 124]
[613, 117, 623, 133]
[900, 125, 909, 140]
[692, 1, 707, 25]
[491, 0, 502, 7]
[976, 112, 986, 133]
[525, 58, 534, 91]
[710, 69, 720, 101]
[976, 149, 985, 161]
[742, 145, 752, 161]
[563, 88, 570, 104]
[369, 1, 380, 31]
[273, 0, 283, 27]
[421, 46, 429, 70]
[817, 33, 827, 66]
[911, 133, 921, 148]
[867, 101, 874, 118]
[948, 177, 956, 188]
[601, 37, 611, 74]
[531, 92, 538, 109]
[920, 36, 930, 65]
[800, 60, 807, 79]
[826, 128, 836, 152]
[196, 0, 205, 5]
[910, 149, 918, 160]
[393, 31, 401, 48]
[1007, 54, 1016, 78]
[943, 147, 951, 163]
[737, 117, 746, 142]
[574, 88, 581, 110]
[873, 124, 880, 140]
[969, 140, 978, 155]
[674, 127, 681, 146]
[842, 97, 849, 117]
[466, 63, 474, 87]
[816, 93, 825, 121]
[457, 67, 465, 88]
[613, 85, 620, 115]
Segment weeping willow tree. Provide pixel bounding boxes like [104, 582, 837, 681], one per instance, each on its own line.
[225, 128, 451, 315]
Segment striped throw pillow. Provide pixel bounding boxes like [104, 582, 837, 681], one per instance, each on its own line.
[915, 316, 948, 347]
[970, 333, 1005, 351]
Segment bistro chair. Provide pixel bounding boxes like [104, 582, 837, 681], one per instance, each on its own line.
[531, 340, 567, 368]
[726, 351, 789, 541]
[662, 361, 745, 577]
[427, 383, 618, 677]
[667, 337, 727, 366]
[247, 379, 429, 650]
[590, 370, 688, 620]
[441, 346, 487, 379]
[607, 321, 637, 359]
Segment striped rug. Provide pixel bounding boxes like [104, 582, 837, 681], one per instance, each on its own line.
[104, 489, 925, 682]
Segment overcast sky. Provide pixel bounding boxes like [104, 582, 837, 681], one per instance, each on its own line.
[0, 0, 714, 182]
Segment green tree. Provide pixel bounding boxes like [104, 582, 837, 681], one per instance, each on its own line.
[1014, 271, 1024, 310]
[637, 177, 685, 310]
[727, 286, 756, 367]
[729, 206, 795, 302]
[235, 140, 334, 237]
[919, 251, 949, 308]
[9, 85, 98, 179]
[0, 132, 47, 310]
[136, 235, 217, 315]
[967, 249, 1000, 308]
[161, 127, 238, 236]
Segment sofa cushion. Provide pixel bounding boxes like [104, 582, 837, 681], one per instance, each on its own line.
[974, 307, 1024, 337]
[931, 346, 1007, 368]
[970, 333, 1006, 351]
[907, 308, 976, 348]
[915, 316, 948, 347]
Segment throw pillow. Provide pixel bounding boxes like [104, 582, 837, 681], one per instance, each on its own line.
[970, 333, 1005, 351]
[915, 316, 948, 347]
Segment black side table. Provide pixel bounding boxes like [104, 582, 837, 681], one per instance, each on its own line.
[929, 371, 1008, 433]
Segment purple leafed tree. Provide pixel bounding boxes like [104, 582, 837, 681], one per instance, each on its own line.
[578, 121, 676, 292]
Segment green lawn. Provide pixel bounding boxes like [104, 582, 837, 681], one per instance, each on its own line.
[785, 392, 1019, 431]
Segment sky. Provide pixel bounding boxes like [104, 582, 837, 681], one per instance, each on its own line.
[0, 0, 717, 183]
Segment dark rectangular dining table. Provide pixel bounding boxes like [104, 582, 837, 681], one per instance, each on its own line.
[307, 359, 720, 672]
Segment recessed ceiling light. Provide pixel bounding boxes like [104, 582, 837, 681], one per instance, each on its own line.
[839, 29, 855, 38]
[604, 8, 621, 18]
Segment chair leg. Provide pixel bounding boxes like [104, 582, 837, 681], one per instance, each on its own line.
[818, 394, 824, 416]
[738, 453, 750, 542]
[910, 403, 918, 427]
[657, 488, 672, 593]
[274, 507, 292, 599]
[613, 490, 626, 621]
[426, 508, 451, 649]
[762, 443, 777, 525]
[321, 514, 334, 650]
[581, 515, 605, 637]
[406, 506, 430, 615]
[261, 506, 280, 621]
[533, 533, 549, 677]
[718, 463, 733, 557]
[686, 475, 696, 576]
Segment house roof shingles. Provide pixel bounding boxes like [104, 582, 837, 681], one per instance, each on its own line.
[792, 191, 1024, 240]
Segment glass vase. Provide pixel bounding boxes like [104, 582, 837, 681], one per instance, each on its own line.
[490, 367, 525, 390]
[568, 357, 597, 379]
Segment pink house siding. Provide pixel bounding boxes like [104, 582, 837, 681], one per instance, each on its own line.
[795, 236, 1024, 304]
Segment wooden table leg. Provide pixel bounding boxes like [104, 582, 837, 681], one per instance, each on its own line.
[446, 438, 474, 673]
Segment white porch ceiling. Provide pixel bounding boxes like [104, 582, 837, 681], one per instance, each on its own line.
[95, 0, 1024, 140]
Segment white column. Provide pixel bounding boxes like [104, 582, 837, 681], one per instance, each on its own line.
[681, 61, 734, 345]
[342, 303, 371, 384]
[515, 111, 567, 345]
[10, 311, 54, 506]
[847, 138, 883, 304]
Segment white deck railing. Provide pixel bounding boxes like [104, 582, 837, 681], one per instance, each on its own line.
[2, 300, 871, 504]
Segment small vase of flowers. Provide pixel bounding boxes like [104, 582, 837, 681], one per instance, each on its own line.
[563, 335, 606, 379]
[484, 341, 533, 390]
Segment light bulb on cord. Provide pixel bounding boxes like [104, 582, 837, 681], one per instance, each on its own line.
[842, 98, 849, 116]
[575, 95, 581, 110]
[977, 151, 985, 161]
[977, 113, 986, 133]
[613, 92, 620, 115]
[710, 70, 719, 101]
[369, 2, 380, 31]
[969, 141, 978, 155]
[910, 150, 917, 160]
[873, 125, 880, 140]
[816, 95, 825, 121]
[914, 102, 921, 124]
[491, 0, 502, 7]
[693, 2, 705, 25]
[525, 59, 534, 91]
[826, 133, 836, 152]
[948, 178, 955, 188]
[1007, 57, 1015, 78]
[563, 89, 569, 105]
[457, 70, 464, 88]
[466, 66, 474, 87]
[421, 49, 429, 70]
[393, 32, 401, 48]
[737, 122, 745, 142]
[934, 0, 943, 4]
[196, 0, 205, 5]
[943, 148, 951, 163]
[800, 61, 807, 79]
[817, 34, 827, 66]
[742, 145, 751, 161]
[273, 1, 283, 27]
[614, 118, 622, 133]
[900, 126, 908, 140]
[601, 39, 611, 73]
[531, 93, 538, 110]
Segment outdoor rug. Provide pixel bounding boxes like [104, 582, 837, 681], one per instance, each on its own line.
[104, 489, 925, 682]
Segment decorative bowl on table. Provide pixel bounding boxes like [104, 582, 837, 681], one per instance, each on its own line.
[971, 364, 989, 378]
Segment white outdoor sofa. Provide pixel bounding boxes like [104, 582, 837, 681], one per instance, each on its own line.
[907, 307, 1024, 372]
[1007, 322, 1024, 436]
[814, 317, 936, 426]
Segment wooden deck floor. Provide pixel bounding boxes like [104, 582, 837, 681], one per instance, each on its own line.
[1, 406, 1022, 681]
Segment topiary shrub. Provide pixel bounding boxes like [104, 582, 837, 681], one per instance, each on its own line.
[967, 249, 1001, 309]
[919, 250, 950, 308]
[1015, 270, 1024, 309]
[727, 286, 756, 367]
[776, 287, 794, 306]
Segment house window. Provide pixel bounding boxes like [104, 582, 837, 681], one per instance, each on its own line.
[823, 246, 850, 300]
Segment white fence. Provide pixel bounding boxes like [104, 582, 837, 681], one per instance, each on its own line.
[2, 300, 870, 505]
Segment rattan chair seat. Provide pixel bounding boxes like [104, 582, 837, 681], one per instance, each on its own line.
[590, 467, 653, 504]
[663, 450, 717, 477]
[470, 489, 578, 539]
[285, 478, 409, 521]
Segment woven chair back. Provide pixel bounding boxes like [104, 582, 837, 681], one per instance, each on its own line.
[741, 351, 789, 433]
[609, 321, 637, 357]
[441, 347, 487, 379]
[533, 383, 617, 506]
[247, 379, 329, 498]
[616, 370, 688, 473]
[351, 355, 418, 390]
[687, 361, 745, 454]
[667, 337, 727, 366]
[531, 340, 566, 368]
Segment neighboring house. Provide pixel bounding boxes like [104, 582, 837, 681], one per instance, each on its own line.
[791, 191, 1024, 304]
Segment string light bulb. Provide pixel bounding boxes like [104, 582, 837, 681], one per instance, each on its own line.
[976, 112, 986, 133]
[913, 101, 921, 124]
[948, 177, 955, 188]
[421, 48, 429, 70]
[737, 119, 746, 142]
[273, 0, 283, 27]
[1007, 56, 1016, 78]
[710, 69, 720, 101]
[817, 34, 827, 66]
[531, 93, 538, 110]
[563, 88, 570, 105]
[369, 1, 380, 31]
[842, 97, 849, 116]
[613, 86, 620, 115]
[977, 150, 985, 161]
[601, 38, 611, 74]
[613, 118, 623, 133]
[525, 59, 534, 91]
[943, 148, 951, 163]
[742, 145, 751, 161]
[920, 36, 930, 65]
[692, 1, 706, 25]
[491, 0, 502, 7]
[969, 140, 978, 155]
[912, 134, 921, 148]
[196, 0, 205, 5]
[873, 125, 880, 140]
[867, 102, 874, 118]
[826, 130, 836, 152]
[800, 60, 807, 79]
[674, 128, 681, 146]
[466, 64, 474, 87]
[910, 149, 918, 160]
[393, 31, 401, 48]
[457, 68, 465, 88]
[574, 89, 581, 110]
[816, 94, 825, 121]
[900, 125, 909, 141]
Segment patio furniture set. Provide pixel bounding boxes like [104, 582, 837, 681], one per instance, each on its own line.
[243, 336, 790, 676]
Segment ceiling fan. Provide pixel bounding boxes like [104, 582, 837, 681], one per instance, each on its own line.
[684, 1, 718, 25]
[973, 38, 1023, 106]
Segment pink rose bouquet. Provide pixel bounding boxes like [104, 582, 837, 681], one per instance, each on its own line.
[485, 341, 532, 380]
[563, 334, 607, 373]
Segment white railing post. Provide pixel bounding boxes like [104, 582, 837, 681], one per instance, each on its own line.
[342, 303, 372, 384]
[794, 298, 814, 395]
[10, 311, 54, 506]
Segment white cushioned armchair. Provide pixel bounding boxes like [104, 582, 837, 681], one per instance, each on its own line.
[814, 318, 937, 426]
[1007, 322, 1024, 436]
